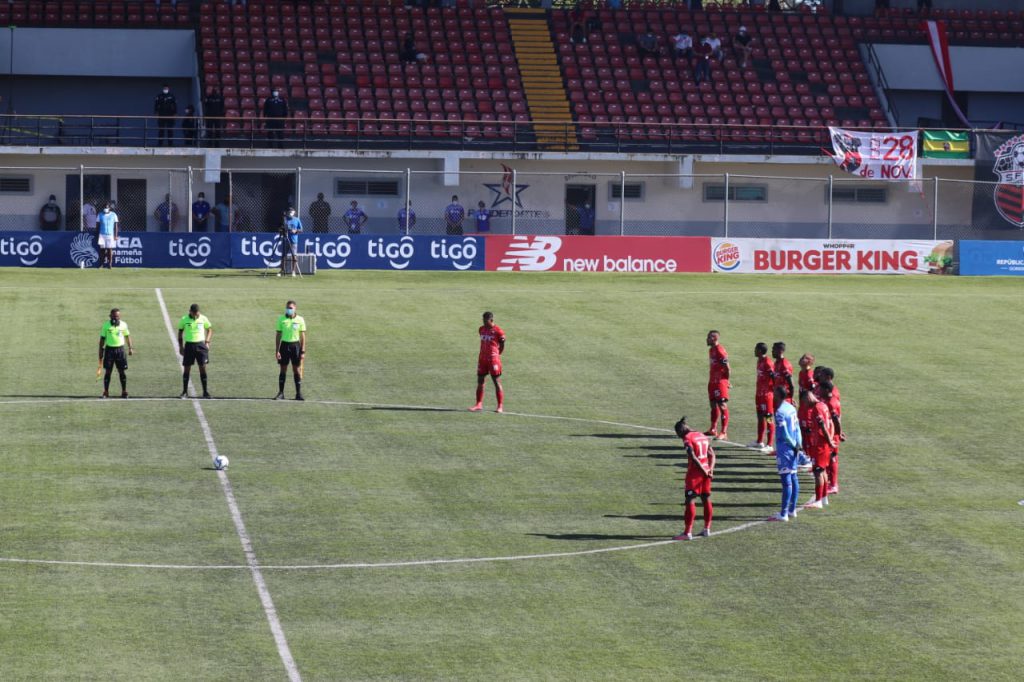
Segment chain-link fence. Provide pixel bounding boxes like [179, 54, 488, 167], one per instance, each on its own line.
[3, 165, 1024, 241]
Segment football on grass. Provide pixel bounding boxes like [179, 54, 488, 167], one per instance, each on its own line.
[213, 455, 229, 471]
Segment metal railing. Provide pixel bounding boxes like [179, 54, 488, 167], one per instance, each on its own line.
[3, 165, 1020, 242]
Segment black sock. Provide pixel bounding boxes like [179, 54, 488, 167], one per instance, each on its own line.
[279, 374, 286, 392]
[294, 377, 302, 394]
[103, 374, 111, 391]
[118, 372, 127, 392]
[200, 374, 208, 393]
[182, 374, 190, 393]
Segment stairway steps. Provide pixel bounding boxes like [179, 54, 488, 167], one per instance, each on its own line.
[508, 14, 578, 151]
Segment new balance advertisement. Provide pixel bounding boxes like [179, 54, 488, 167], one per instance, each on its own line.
[959, 240, 1024, 276]
[230, 234, 485, 271]
[0, 232, 231, 268]
[484, 235, 710, 273]
[711, 238, 955, 274]
[973, 132, 1024, 232]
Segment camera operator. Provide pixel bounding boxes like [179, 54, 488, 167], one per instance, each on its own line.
[279, 206, 303, 277]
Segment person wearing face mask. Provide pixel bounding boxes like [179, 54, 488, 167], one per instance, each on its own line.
[279, 206, 302, 277]
[154, 83, 178, 147]
[275, 300, 307, 401]
[262, 89, 289, 148]
[96, 201, 119, 269]
[177, 303, 213, 399]
[99, 308, 134, 399]
[578, 201, 595, 235]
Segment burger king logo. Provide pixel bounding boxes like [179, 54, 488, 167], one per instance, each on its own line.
[713, 241, 741, 271]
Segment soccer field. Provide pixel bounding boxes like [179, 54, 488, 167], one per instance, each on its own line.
[0, 268, 1021, 681]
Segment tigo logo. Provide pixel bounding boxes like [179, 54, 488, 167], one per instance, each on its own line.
[497, 236, 561, 271]
[430, 237, 478, 271]
[713, 242, 742, 271]
[170, 236, 212, 267]
[0, 235, 44, 265]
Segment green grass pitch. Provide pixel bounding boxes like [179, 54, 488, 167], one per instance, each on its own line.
[0, 268, 1021, 681]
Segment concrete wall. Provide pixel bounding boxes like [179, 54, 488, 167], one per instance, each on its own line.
[0, 29, 195, 78]
[873, 44, 1024, 93]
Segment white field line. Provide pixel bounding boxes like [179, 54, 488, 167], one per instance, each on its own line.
[0, 394, 774, 572]
[154, 288, 301, 682]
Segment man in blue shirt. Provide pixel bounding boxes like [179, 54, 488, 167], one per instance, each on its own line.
[154, 194, 178, 231]
[577, 202, 595, 235]
[343, 200, 369, 234]
[397, 201, 416, 233]
[96, 201, 119, 269]
[280, 207, 302, 277]
[192, 192, 211, 232]
[472, 201, 492, 232]
[444, 195, 465, 235]
[769, 385, 803, 522]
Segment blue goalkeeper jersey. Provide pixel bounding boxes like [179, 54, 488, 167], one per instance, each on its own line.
[773, 400, 802, 473]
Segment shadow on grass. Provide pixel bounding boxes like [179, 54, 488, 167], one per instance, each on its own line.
[572, 433, 675, 439]
[624, 453, 682, 460]
[527, 533, 666, 541]
[604, 513, 682, 522]
[358, 406, 461, 413]
[648, 500, 775, 508]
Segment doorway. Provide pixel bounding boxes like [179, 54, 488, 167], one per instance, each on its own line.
[116, 179, 147, 232]
[227, 172, 296, 232]
[565, 184, 596, 235]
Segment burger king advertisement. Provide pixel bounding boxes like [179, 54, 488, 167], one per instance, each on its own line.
[711, 239, 955, 275]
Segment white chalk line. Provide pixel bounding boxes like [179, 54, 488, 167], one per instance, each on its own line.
[0, 395, 775, 573]
[154, 288, 300, 682]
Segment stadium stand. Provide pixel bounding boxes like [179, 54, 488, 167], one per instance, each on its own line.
[2, 1, 1024, 152]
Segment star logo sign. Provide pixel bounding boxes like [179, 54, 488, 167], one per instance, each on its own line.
[484, 164, 529, 209]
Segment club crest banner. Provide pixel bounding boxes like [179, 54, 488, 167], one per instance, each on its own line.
[828, 127, 918, 180]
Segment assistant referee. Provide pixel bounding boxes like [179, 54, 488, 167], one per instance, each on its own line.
[99, 307, 133, 399]
[275, 299, 306, 401]
[177, 303, 213, 399]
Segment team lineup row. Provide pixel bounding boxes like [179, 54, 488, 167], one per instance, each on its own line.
[671, 331, 846, 540]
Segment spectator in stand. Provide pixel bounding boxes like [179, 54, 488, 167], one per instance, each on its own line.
[82, 197, 98, 233]
[39, 194, 63, 230]
[263, 89, 289, 148]
[607, 0, 622, 9]
[694, 36, 713, 85]
[637, 30, 659, 60]
[214, 196, 230, 232]
[917, 0, 932, 10]
[154, 83, 178, 147]
[672, 30, 693, 64]
[473, 201, 492, 233]
[690, 0, 704, 10]
[444, 195, 466, 235]
[569, 7, 587, 45]
[400, 33, 419, 63]
[203, 86, 225, 146]
[192, 191, 211, 232]
[309, 192, 332, 233]
[343, 200, 369, 234]
[578, 201, 595, 236]
[154, 194, 179, 232]
[706, 32, 723, 62]
[182, 105, 198, 146]
[397, 201, 416, 233]
[768, 0, 782, 10]
[734, 26, 754, 69]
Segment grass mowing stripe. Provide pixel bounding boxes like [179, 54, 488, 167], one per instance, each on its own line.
[154, 288, 302, 682]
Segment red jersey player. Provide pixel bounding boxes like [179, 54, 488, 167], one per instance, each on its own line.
[771, 341, 795, 404]
[802, 389, 836, 509]
[469, 311, 506, 413]
[704, 330, 730, 440]
[672, 417, 716, 541]
[747, 342, 775, 452]
[816, 369, 845, 495]
[797, 353, 817, 445]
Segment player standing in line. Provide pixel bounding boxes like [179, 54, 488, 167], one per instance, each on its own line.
[817, 371, 845, 495]
[177, 303, 213, 399]
[470, 311, 505, 413]
[771, 341, 795, 403]
[768, 385, 802, 522]
[802, 388, 836, 509]
[672, 417, 716, 540]
[748, 342, 775, 452]
[704, 330, 729, 440]
[274, 300, 306, 401]
[796, 353, 817, 454]
[99, 308, 133, 398]
[96, 201, 118, 269]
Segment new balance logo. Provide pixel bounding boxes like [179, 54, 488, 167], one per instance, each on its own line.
[497, 236, 562, 271]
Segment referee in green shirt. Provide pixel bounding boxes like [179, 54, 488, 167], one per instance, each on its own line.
[177, 303, 213, 399]
[275, 299, 307, 400]
[99, 308, 134, 398]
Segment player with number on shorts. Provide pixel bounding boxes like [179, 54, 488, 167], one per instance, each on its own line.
[748, 342, 775, 453]
[704, 330, 730, 440]
[802, 388, 836, 509]
[469, 311, 505, 413]
[673, 417, 716, 541]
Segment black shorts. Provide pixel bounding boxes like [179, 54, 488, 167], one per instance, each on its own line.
[103, 346, 128, 371]
[183, 342, 209, 367]
[279, 341, 303, 366]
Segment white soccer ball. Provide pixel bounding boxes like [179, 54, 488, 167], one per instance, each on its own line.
[214, 455, 229, 471]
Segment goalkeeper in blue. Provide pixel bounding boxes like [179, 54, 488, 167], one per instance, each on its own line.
[768, 385, 803, 522]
